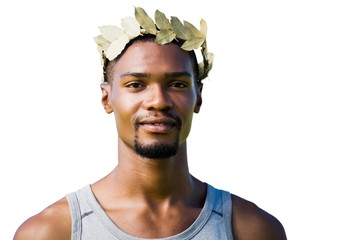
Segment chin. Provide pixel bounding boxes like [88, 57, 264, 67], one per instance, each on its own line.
[134, 139, 179, 159]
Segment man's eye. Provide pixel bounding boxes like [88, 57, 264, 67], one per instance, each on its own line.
[170, 82, 188, 88]
[126, 82, 144, 88]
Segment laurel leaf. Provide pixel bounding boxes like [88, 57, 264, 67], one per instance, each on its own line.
[106, 33, 130, 60]
[170, 16, 190, 40]
[181, 38, 205, 51]
[155, 10, 172, 30]
[205, 52, 214, 77]
[207, 52, 214, 67]
[121, 17, 141, 38]
[184, 21, 204, 39]
[134, 6, 157, 34]
[99, 25, 124, 42]
[198, 52, 214, 80]
[201, 41, 208, 59]
[94, 35, 111, 52]
[155, 29, 176, 44]
[200, 19, 207, 36]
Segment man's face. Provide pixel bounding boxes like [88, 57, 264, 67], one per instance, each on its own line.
[103, 41, 201, 159]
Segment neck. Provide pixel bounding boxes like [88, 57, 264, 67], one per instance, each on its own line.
[108, 140, 196, 200]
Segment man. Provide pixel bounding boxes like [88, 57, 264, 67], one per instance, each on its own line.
[14, 7, 287, 240]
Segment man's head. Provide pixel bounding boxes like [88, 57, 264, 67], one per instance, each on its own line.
[96, 7, 212, 159]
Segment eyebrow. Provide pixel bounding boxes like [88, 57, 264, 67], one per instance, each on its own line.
[164, 72, 192, 78]
[120, 72, 150, 78]
[120, 72, 192, 79]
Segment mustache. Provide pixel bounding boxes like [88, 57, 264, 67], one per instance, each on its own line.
[134, 112, 182, 129]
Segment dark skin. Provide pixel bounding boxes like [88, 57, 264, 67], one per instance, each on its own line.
[14, 41, 287, 240]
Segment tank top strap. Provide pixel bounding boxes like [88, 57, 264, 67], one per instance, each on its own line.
[66, 191, 82, 240]
[222, 189, 233, 239]
[209, 185, 233, 240]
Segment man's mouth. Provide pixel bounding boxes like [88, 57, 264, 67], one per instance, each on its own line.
[138, 117, 178, 133]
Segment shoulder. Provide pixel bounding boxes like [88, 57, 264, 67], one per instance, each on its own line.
[14, 197, 71, 240]
[231, 194, 287, 240]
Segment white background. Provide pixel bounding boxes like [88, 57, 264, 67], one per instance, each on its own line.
[1, 0, 359, 239]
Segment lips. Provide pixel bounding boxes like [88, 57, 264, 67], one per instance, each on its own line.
[138, 117, 178, 133]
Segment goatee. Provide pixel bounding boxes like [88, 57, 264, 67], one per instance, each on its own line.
[134, 138, 179, 159]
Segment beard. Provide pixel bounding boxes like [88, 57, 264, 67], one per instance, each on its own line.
[134, 137, 179, 159]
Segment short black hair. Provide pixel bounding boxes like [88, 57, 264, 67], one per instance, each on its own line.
[103, 34, 199, 83]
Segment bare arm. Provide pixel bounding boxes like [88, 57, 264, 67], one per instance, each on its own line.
[231, 195, 287, 240]
[14, 197, 71, 240]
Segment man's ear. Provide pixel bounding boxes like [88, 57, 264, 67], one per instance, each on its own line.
[194, 82, 203, 113]
[100, 83, 113, 114]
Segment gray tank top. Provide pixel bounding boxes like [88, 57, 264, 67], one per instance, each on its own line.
[66, 184, 233, 240]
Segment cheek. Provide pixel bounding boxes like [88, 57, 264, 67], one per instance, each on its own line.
[110, 92, 139, 135]
[179, 112, 194, 144]
[181, 90, 198, 114]
[177, 93, 197, 141]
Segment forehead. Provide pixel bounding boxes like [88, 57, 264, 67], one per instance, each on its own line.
[113, 41, 194, 77]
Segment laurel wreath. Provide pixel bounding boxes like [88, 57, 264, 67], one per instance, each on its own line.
[94, 7, 214, 82]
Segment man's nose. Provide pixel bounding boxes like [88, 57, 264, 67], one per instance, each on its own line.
[143, 84, 173, 111]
